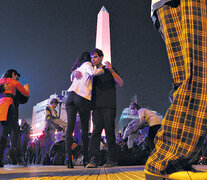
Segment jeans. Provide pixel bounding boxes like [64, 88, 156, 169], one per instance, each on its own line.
[65, 91, 91, 158]
[89, 108, 117, 162]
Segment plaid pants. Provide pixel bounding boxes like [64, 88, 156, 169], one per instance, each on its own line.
[145, 0, 207, 175]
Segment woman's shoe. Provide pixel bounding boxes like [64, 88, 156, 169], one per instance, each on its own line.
[66, 156, 74, 168]
[0, 160, 4, 168]
[0, 156, 3, 168]
[83, 156, 89, 167]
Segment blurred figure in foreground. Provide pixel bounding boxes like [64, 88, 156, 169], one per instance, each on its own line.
[145, 0, 207, 179]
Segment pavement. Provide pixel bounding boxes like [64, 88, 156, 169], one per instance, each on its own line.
[0, 165, 206, 180]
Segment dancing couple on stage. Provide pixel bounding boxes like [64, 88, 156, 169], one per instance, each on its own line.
[65, 48, 123, 168]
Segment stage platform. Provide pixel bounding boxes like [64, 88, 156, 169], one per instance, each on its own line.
[0, 165, 207, 180]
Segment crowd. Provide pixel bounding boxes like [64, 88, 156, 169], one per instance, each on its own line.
[1, 104, 207, 167]
[0, 115, 150, 166]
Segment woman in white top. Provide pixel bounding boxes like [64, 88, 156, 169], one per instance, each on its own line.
[65, 51, 104, 168]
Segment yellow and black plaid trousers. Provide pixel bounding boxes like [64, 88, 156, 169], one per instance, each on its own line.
[145, 0, 207, 175]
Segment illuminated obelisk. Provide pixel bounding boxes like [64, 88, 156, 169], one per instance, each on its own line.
[95, 6, 111, 64]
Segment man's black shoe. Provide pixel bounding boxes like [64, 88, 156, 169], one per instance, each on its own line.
[20, 161, 27, 167]
[0, 161, 4, 168]
[103, 161, 117, 168]
[86, 156, 98, 168]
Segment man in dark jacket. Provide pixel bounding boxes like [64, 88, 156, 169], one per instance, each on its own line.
[87, 48, 123, 168]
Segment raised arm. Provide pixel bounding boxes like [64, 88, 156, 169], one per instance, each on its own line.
[104, 61, 123, 87]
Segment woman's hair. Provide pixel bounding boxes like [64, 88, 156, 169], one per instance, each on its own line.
[90, 48, 104, 57]
[2, 69, 20, 78]
[50, 98, 59, 105]
[71, 51, 91, 71]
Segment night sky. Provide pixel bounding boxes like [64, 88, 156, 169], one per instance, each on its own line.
[0, 0, 172, 132]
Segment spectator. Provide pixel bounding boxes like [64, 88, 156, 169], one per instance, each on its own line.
[20, 118, 31, 165]
[42, 98, 66, 165]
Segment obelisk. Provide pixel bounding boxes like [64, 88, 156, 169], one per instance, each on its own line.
[95, 6, 111, 64]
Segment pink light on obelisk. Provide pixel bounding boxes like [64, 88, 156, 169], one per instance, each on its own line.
[95, 6, 111, 64]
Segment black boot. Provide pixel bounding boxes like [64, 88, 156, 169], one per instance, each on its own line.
[0, 158, 3, 168]
[83, 155, 89, 167]
[0, 141, 5, 168]
[66, 155, 74, 168]
[86, 156, 98, 168]
[19, 156, 27, 167]
[0, 149, 4, 167]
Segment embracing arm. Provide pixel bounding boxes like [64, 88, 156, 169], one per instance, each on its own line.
[70, 70, 83, 81]
[15, 90, 29, 104]
[16, 81, 30, 97]
[71, 63, 104, 81]
[86, 62, 104, 76]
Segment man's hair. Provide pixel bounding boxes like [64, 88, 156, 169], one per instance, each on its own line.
[131, 101, 142, 110]
[50, 98, 59, 105]
[90, 48, 104, 57]
[2, 69, 20, 78]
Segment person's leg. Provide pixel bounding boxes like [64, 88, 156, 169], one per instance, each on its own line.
[65, 92, 77, 168]
[145, 0, 207, 175]
[79, 110, 90, 164]
[148, 124, 161, 152]
[87, 109, 103, 167]
[0, 105, 14, 167]
[103, 108, 117, 166]
[73, 93, 91, 165]
[48, 133, 55, 164]
[77, 96, 91, 166]
[10, 121, 23, 165]
[0, 123, 10, 167]
[40, 137, 46, 164]
[43, 133, 53, 165]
